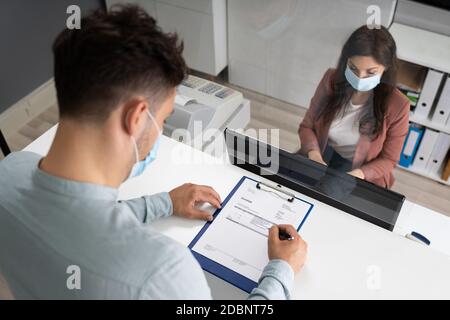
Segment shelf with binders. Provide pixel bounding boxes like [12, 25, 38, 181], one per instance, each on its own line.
[397, 162, 450, 186]
[401, 66, 450, 128]
[391, 23, 450, 186]
[397, 60, 450, 134]
[397, 121, 450, 186]
[396, 60, 450, 186]
[408, 113, 450, 135]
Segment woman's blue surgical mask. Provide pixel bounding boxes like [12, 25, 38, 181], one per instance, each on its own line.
[129, 110, 162, 179]
[345, 65, 381, 92]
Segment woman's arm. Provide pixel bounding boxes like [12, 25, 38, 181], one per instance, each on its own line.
[298, 69, 334, 157]
[359, 100, 410, 182]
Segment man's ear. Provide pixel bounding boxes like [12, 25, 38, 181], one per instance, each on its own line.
[123, 98, 148, 137]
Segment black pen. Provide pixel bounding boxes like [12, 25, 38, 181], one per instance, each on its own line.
[278, 229, 295, 241]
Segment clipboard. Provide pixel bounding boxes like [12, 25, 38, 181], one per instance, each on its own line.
[188, 176, 314, 293]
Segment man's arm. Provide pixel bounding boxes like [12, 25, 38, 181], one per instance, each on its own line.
[138, 224, 305, 300]
[120, 192, 173, 223]
[169, 183, 221, 221]
[248, 259, 294, 300]
[248, 225, 308, 300]
[140, 256, 295, 300]
[120, 183, 222, 224]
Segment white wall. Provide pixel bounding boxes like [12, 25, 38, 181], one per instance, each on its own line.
[107, 0, 227, 75]
[227, 0, 397, 109]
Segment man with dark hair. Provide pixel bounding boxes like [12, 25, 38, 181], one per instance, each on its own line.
[0, 5, 307, 299]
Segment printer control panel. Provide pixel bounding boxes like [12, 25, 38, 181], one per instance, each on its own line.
[181, 76, 207, 89]
[180, 75, 241, 104]
[169, 75, 245, 138]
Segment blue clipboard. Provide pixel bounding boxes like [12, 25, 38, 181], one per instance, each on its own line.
[188, 176, 314, 293]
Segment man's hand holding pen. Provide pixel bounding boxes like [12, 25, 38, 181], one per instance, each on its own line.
[268, 224, 308, 274]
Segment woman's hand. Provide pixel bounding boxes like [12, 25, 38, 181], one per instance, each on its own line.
[308, 150, 327, 166]
[347, 169, 365, 180]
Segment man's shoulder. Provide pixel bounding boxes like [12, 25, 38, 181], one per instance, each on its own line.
[0, 151, 41, 170]
[0, 151, 41, 195]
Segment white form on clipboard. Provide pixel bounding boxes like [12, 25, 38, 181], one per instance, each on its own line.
[190, 176, 314, 287]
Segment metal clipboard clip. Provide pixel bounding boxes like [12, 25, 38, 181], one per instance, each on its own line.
[256, 181, 295, 203]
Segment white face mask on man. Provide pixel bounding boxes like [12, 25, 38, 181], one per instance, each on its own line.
[128, 109, 162, 179]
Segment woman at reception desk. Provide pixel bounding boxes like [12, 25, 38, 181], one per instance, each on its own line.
[298, 25, 409, 188]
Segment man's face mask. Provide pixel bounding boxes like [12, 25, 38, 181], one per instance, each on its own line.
[128, 109, 162, 179]
[345, 65, 381, 92]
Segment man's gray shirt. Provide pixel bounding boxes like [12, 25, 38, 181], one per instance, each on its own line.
[0, 151, 294, 299]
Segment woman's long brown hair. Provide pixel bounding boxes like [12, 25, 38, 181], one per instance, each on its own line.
[317, 25, 398, 138]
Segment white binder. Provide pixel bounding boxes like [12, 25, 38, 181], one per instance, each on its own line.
[412, 128, 439, 171]
[415, 69, 444, 119]
[426, 132, 450, 176]
[431, 75, 450, 126]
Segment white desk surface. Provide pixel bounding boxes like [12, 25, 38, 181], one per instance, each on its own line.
[22, 126, 450, 299]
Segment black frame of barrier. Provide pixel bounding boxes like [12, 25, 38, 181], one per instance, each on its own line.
[0, 129, 11, 156]
[224, 129, 405, 231]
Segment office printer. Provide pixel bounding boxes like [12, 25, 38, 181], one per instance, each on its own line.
[164, 75, 250, 150]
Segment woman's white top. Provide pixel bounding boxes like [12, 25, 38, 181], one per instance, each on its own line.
[328, 100, 365, 160]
